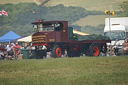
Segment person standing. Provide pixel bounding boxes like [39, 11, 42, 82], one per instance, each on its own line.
[122, 38, 128, 55]
[12, 42, 20, 59]
[42, 45, 47, 58]
[25, 43, 32, 58]
[5, 44, 12, 60]
[112, 39, 120, 55]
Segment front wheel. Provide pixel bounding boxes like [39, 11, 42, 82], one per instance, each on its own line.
[52, 45, 62, 58]
[89, 43, 101, 56]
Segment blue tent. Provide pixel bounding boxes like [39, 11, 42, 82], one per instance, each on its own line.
[0, 31, 21, 42]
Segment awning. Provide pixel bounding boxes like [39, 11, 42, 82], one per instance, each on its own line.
[17, 35, 32, 42]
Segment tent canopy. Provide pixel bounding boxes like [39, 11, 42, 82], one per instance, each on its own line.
[0, 31, 21, 42]
[17, 35, 32, 42]
[10, 36, 27, 43]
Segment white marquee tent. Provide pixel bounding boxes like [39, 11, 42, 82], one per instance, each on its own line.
[17, 35, 32, 42]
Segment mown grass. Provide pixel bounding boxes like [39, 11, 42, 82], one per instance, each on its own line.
[0, 0, 125, 11]
[0, 56, 128, 85]
[44, 0, 126, 11]
[72, 15, 107, 26]
[72, 15, 115, 26]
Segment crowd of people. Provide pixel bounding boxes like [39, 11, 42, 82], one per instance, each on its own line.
[0, 42, 21, 60]
[0, 38, 128, 60]
[0, 42, 51, 60]
[107, 38, 128, 56]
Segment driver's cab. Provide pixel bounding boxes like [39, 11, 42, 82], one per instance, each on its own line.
[32, 20, 68, 42]
[33, 22, 63, 32]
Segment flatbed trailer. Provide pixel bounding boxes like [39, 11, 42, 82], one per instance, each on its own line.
[31, 20, 111, 58]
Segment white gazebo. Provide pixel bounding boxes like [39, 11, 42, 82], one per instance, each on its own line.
[17, 35, 32, 42]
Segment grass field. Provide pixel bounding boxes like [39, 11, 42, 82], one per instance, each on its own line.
[0, 0, 125, 27]
[44, 0, 126, 11]
[0, 0, 126, 11]
[0, 56, 128, 85]
[72, 15, 107, 26]
[72, 15, 115, 26]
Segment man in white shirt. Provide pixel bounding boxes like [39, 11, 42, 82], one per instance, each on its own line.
[113, 39, 120, 55]
[42, 45, 47, 58]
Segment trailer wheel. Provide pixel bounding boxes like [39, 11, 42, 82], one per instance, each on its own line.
[89, 43, 101, 56]
[52, 45, 62, 58]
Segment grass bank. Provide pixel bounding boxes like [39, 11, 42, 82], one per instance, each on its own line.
[72, 15, 108, 26]
[44, 0, 125, 11]
[0, 56, 128, 85]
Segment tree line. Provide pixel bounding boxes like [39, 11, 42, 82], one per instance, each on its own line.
[0, 1, 128, 36]
[0, 3, 103, 36]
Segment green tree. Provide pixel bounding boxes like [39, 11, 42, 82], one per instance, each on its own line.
[0, 3, 105, 37]
[120, 1, 128, 16]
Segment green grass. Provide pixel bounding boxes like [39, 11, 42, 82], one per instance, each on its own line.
[0, 0, 125, 27]
[72, 15, 107, 26]
[44, 0, 126, 11]
[43, 0, 125, 26]
[72, 15, 115, 26]
[0, 0, 126, 11]
[0, 56, 128, 85]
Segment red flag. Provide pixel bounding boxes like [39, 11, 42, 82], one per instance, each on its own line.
[4, 12, 8, 16]
[2, 10, 8, 16]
